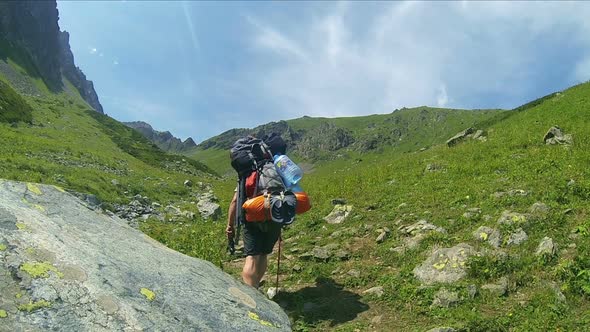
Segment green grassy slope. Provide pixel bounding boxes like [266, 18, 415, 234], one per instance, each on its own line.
[0, 64, 229, 264]
[252, 82, 590, 331]
[0, 79, 32, 123]
[190, 107, 505, 176]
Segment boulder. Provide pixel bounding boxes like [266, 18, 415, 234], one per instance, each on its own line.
[324, 205, 353, 224]
[446, 128, 474, 147]
[529, 202, 550, 217]
[311, 247, 331, 261]
[430, 288, 461, 309]
[473, 226, 501, 248]
[196, 193, 221, 221]
[544, 126, 573, 145]
[481, 277, 508, 297]
[473, 130, 486, 141]
[376, 227, 391, 244]
[399, 220, 446, 249]
[506, 228, 528, 246]
[413, 244, 475, 285]
[497, 210, 529, 226]
[0, 180, 290, 331]
[535, 237, 557, 258]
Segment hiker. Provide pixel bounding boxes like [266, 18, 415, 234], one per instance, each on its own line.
[226, 133, 310, 289]
[226, 133, 287, 288]
[226, 192, 282, 288]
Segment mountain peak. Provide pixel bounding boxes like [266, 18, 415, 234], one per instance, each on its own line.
[123, 121, 196, 153]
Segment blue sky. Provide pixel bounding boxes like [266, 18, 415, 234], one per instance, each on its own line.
[57, 1, 590, 143]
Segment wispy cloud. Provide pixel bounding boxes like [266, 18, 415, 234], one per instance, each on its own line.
[246, 15, 309, 62]
[437, 85, 449, 108]
[244, 1, 590, 118]
[181, 1, 200, 52]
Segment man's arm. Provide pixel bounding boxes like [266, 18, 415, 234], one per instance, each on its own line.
[226, 192, 237, 239]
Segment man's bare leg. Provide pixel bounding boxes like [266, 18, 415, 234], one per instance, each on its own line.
[242, 254, 268, 288]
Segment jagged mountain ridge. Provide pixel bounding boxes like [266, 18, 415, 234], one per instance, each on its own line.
[0, 0, 103, 113]
[191, 107, 505, 173]
[123, 121, 197, 153]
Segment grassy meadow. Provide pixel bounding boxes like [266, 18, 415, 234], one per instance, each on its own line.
[1, 53, 590, 330]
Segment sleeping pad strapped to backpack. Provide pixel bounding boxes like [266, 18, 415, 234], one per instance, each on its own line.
[229, 134, 307, 254]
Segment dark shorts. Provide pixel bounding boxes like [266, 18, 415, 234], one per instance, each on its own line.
[243, 222, 282, 256]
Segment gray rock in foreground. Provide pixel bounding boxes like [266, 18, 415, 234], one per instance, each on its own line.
[413, 243, 475, 285]
[0, 179, 290, 331]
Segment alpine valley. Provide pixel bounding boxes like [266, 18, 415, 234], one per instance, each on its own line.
[1, 1, 589, 331]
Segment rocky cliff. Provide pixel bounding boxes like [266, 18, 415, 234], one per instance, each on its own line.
[0, 1, 103, 113]
[124, 121, 197, 153]
[58, 31, 103, 114]
[0, 179, 290, 331]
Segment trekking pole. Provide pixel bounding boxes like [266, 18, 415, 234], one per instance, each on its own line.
[275, 232, 282, 292]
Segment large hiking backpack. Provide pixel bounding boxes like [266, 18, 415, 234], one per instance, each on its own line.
[230, 136, 271, 177]
[228, 134, 295, 254]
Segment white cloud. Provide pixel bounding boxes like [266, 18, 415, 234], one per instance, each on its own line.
[243, 2, 590, 118]
[89, 47, 97, 54]
[437, 85, 449, 108]
[113, 60, 119, 65]
[181, 1, 200, 52]
[246, 15, 309, 62]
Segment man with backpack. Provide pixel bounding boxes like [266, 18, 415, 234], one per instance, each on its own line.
[225, 133, 293, 288]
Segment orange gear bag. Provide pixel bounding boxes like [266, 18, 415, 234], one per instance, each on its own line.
[243, 191, 311, 222]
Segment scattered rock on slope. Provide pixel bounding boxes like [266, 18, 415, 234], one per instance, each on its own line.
[535, 237, 557, 258]
[544, 126, 573, 145]
[324, 204, 353, 224]
[506, 228, 528, 246]
[473, 226, 501, 248]
[196, 192, 221, 221]
[430, 288, 461, 309]
[0, 180, 290, 331]
[446, 128, 474, 147]
[398, 220, 446, 250]
[497, 210, 529, 226]
[481, 277, 509, 297]
[413, 243, 475, 285]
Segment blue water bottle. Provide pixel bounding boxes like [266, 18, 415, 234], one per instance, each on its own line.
[273, 154, 303, 188]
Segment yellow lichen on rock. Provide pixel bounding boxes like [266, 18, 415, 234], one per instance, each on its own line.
[18, 300, 51, 312]
[140, 288, 156, 301]
[0, 244, 6, 251]
[433, 262, 446, 270]
[53, 185, 65, 193]
[0, 309, 7, 318]
[26, 183, 42, 195]
[248, 311, 278, 328]
[15, 222, 26, 230]
[20, 262, 63, 278]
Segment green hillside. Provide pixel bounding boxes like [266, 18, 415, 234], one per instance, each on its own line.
[190, 107, 505, 176]
[0, 60, 230, 264]
[225, 83, 588, 331]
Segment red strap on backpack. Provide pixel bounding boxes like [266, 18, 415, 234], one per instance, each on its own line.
[245, 171, 258, 198]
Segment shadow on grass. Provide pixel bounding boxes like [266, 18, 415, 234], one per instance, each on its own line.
[275, 277, 369, 327]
